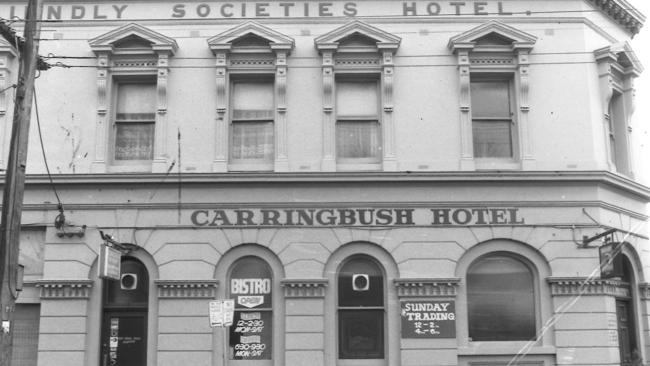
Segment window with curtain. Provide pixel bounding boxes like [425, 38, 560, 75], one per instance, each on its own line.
[608, 90, 630, 174]
[114, 82, 156, 161]
[338, 256, 384, 359]
[467, 255, 535, 341]
[231, 80, 274, 163]
[336, 80, 381, 163]
[470, 79, 514, 158]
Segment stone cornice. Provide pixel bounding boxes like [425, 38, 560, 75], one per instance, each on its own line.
[281, 279, 328, 298]
[587, 0, 645, 35]
[13, 171, 650, 198]
[395, 278, 460, 297]
[155, 280, 219, 299]
[35, 279, 93, 299]
[547, 277, 631, 297]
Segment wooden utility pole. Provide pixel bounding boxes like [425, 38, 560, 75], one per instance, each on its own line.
[0, 0, 43, 364]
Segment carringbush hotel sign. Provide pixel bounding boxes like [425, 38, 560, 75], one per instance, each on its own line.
[1, 1, 528, 20]
[190, 207, 525, 227]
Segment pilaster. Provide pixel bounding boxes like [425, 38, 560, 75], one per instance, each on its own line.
[213, 52, 228, 172]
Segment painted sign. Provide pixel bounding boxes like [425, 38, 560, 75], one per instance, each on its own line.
[98, 244, 121, 280]
[191, 207, 525, 227]
[0, 1, 527, 21]
[599, 242, 623, 279]
[401, 300, 456, 338]
[230, 311, 272, 360]
[231, 278, 272, 308]
[209, 299, 235, 327]
[109, 318, 119, 365]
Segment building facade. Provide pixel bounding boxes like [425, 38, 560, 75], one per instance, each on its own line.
[0, 0, 649, 365]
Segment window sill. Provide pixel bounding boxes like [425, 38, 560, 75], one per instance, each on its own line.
[474, 159, 521, 170]
[337, 163, 382, 171]
[458, 344, 556, 356]
[228, 163, 274, 172]
[108, 163, 152, 173]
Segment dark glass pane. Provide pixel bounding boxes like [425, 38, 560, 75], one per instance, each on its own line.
[467, 256, 535, 341]
[230, 257, 273, 309]
[472, 120, 512, 158]
[338, 258, 383, 307]
[339, 310, 384, 359]
[229, 310, 272, 360]
[105, 258, 149, 307]
[470, 80, 510, 118]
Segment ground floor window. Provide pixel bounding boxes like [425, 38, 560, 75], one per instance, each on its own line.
[11, 304, 40, 366]
[338, 256, 385, 359]
[229, 256, 273, 361]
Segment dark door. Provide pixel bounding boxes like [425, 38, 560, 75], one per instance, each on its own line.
[617, 299, 638, 366]
[101, 312, 147, 366]
[100, 257, 149, 366]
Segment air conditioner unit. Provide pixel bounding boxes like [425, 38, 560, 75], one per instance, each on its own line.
[120, 273, 138, 290]
[352, 274, 369, 291]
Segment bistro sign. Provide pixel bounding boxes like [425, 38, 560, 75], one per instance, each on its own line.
[190, 207, 525, 227]
[1, 1, 525, 20]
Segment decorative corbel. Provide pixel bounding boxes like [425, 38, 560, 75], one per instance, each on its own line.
[517, 50, 530, 112]
[275, 51, 287, 114]
[156, 53, 169, 115]
[215, 52, 227, 117]
[275, 51, 289, 171]
[322, 52, 334, 114]
[457, 50, 473, 168]
[321, 51, 335, 171]
[213, 51, 228, 172]
[382, 51, 394, 113]
[96, 53, 110, 116]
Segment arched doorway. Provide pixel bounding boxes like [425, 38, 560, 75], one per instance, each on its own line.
[617, 255, 642, 366]
[100, 257, 149, 366]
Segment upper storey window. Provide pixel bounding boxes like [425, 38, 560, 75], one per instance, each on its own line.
[449, 21, 536, 171]
[89, 23, 177, 173]
[595, 42, 643, 178]
[315, 21, 400, 171]
[208, 22, 294, 172]
[470, 78, 515, 158]
[336, 79, 381, 163]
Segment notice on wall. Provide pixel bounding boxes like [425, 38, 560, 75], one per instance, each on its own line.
[230, 311, 272, 360]
[400, 300, 455, 338]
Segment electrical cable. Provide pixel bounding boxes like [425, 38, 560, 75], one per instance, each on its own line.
[33, 84, 65, 220]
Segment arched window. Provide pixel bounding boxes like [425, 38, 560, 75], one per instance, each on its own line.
[467, 254, 535, 341]
[101, 257, 149, 366]
[337, 256, 384, 359]
[228, 256, 273, 362]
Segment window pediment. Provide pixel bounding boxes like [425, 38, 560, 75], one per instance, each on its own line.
[208, 21, 294, 54]
[315, 20, 400, 53]
[595, 42, 644, 78]
[448, 20, 536, 53]
[89, 23, 178, 56]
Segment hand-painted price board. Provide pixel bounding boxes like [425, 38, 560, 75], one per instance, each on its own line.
[230, 311, 272, 360]
[400, 300, 456, 338]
